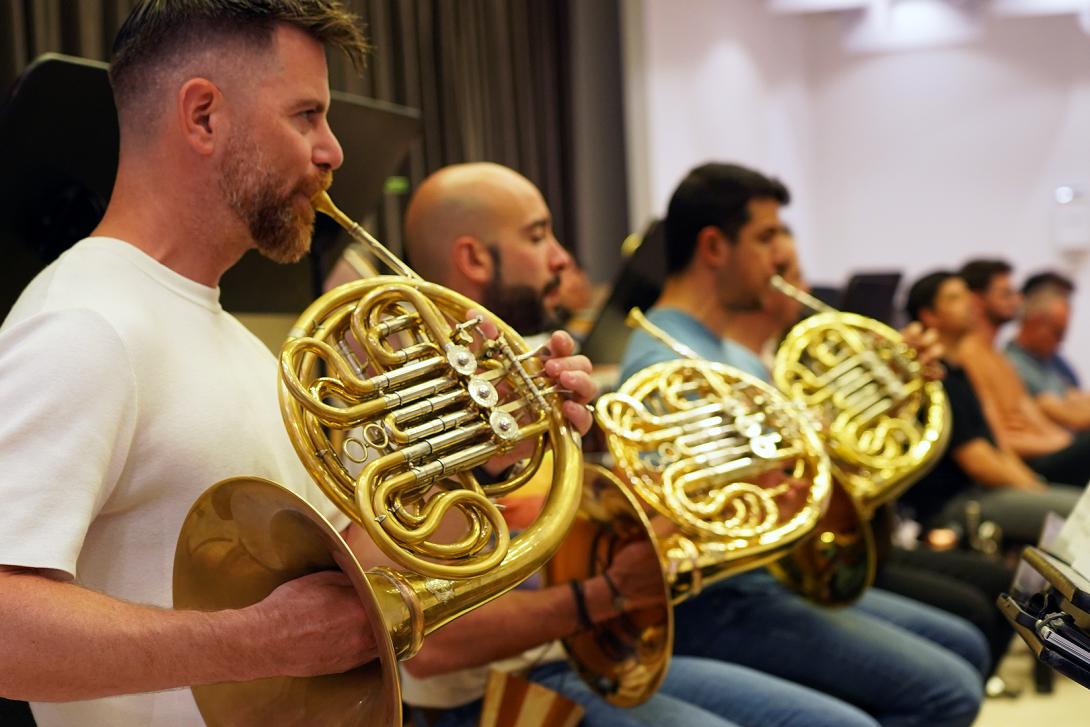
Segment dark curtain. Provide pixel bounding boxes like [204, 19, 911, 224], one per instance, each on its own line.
[0, 0, 577, 252]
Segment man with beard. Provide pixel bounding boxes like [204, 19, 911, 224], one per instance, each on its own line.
[958, 259, 1090, 487]
[403, 163, 572, 334]
[392, 162, 891, 727]
[0, 5, 594, 726]
[620, 162, 986, 727]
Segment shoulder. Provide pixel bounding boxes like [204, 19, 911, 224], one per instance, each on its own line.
[722, 338, 771, 382]
[619, 329, 677, 384]
[0, 308, 137, 398]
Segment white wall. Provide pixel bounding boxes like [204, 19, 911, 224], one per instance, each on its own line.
[623, 0, 820, 264]
[624, 0, 1090, 373]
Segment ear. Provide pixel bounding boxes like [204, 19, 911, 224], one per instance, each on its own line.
[919, 309, 939, 331]
[694, 225, 729, 269]
[177, 77, 224, 156]
[451, 236, 493, 286]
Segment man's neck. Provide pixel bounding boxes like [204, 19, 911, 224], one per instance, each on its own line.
[938, 330, 966, 365]
[1014, 330, 1048, 360]
[656, 270, 733, 338]
[975, 317, 1000, 347]
[723, 310, 778, 355]
[91, 159, 251, 287]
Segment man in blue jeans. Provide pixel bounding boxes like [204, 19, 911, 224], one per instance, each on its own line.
[370, 161, 984, 726]
[621, 161, 986, 726]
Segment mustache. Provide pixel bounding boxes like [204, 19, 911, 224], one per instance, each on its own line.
[298, 172, 333, 201]
[541, 274, 562, 297]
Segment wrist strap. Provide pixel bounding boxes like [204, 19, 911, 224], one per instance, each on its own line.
[569, 580, 593, 631]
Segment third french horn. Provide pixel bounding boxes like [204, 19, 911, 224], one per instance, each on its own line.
[767, 275, 950, 605]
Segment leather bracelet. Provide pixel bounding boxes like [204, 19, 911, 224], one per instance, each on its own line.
[569, 579, 593, 631]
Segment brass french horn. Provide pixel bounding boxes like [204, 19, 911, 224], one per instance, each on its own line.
[173, 191, 583, 726]
[767, 275, 950, 605]
[545, 308, 832, 706]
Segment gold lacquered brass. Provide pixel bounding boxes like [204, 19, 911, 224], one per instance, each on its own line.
[545, 464, 674, 708]
[546, 309, 830, 706]
[174, 192, 583, 726]
[174, 477, 400, 726]
[599, 349, 832, 579]
[768, 275, 951, 604]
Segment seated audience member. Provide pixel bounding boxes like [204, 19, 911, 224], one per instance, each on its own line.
[958, 259, 1090, 486]
[1006, 272, 1090, 430]
[901, 271, 1081, 542]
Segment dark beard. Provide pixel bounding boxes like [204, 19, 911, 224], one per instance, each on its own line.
[481, 247, 566, 335]
[219, 136, 324, 264]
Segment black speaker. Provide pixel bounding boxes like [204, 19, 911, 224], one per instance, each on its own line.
[0, 53, 421, 319]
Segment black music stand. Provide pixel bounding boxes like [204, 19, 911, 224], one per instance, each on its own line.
[999, 546, 1090, 689]
[0, 53, 420, 318]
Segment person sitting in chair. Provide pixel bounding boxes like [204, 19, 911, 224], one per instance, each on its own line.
[901, 270, 1081, 542]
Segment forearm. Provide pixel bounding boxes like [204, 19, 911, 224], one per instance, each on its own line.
[0, 568, 269, 701]
[1001, 427, 1070, 459]
[960, 447, 1040, 489]
[404, 577, 617, 678]
[1039, 394, 1090, 431]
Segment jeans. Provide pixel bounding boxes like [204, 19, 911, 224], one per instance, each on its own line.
[673, 571, 986, 727]
[427, 572, 985, 727]
[877, 547, 1015, 677]
[431, 656, 879, 727]
[933, 484, 1082, 543]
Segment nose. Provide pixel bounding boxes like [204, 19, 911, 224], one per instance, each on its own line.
[314, 117, 345, 172]
[771, 246, 791, 273]
[548, 236, 574, 273]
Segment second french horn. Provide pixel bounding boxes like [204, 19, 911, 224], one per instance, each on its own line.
[546, 309, 831, 706]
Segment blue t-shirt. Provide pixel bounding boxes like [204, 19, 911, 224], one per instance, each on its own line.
[619, 308, 773, 384]
[616, 307, 780, 593]
[1004, 340, 1079, 397]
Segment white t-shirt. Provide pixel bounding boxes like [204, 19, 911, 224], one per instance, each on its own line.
[0, 237, 348, 727]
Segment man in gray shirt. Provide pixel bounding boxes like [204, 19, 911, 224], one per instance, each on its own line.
[1005, 272, 1090, 430]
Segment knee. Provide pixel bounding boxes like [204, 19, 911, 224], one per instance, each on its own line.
[948, 617, 992, 678]
[920, 655, 984, 727]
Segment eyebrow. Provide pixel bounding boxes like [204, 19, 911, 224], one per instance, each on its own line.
[523, 218, 550, 235]
[290, 97, 328, 114]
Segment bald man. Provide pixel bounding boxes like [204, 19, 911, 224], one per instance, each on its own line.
[1006, 281, 1090, 430]
[403, 163, 573, 334]
[388, 163, 893, 727]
